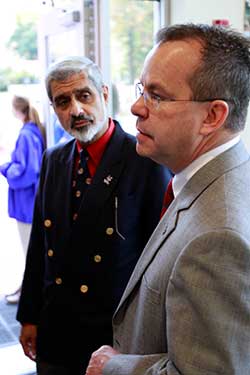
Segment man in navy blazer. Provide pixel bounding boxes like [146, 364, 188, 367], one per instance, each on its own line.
[16, 56, 171, 375]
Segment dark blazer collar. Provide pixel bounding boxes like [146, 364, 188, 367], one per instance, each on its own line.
[52, 121, 129, 253]
[70, 121, 131, 226]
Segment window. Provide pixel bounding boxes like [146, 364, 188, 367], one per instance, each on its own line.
[109, 0, 161, 134]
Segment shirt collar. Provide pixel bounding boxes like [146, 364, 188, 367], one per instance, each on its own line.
[173, 136, 240, 198]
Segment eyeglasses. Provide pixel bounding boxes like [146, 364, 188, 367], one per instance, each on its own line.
[135, 82, 232, 110]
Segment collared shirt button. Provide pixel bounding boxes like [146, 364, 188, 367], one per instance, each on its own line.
[48, 249, 54, 257]
[44, 219, 52, 228]
[75, 190, 81, 197]
[106, 227, 114, 235]
[55, 277, 62, 285]
[94, 255, 102, 263]
[80, 284, 88, 293]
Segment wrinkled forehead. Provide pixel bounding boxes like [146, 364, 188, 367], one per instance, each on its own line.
[50, 72, 96, 99]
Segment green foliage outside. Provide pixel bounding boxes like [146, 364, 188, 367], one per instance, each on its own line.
[6, 14, 38, 60]
[246, 0, 250, 16]
[0, 68, 39, 92]
[110, 0, 155, 84]
[0, 13, 39, 91]
[2, 2, 155, 91]
[246, 1, 250, 25]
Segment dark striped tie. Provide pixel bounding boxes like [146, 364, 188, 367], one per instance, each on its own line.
[72, 149, 91, 222]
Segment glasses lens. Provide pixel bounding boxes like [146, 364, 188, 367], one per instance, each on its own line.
[135, 83, 142, 99]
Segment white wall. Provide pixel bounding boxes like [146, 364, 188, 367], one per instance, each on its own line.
[170, 0, 244, 31]
[163, 0, 250, 151]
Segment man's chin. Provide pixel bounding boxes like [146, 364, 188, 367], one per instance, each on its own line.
[70, 117, 108, 144]
[70, 127, 99, 144]
[72, 132, 94, 143]
[135, 143, 148, 157]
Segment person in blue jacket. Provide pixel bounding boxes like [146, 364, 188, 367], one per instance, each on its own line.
[16, 56, 172, 375]
[0, 95, 45, 303]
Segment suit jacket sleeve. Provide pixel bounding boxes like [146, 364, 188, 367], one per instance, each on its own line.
[16, 151, 48, 323]
[104, 229, 250, 374]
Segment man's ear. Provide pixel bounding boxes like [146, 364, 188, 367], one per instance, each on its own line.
[200, 100, 229, 136]
[102, 85, 109, 104]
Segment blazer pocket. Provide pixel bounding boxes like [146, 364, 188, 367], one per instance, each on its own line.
[142, 273, 161, 305]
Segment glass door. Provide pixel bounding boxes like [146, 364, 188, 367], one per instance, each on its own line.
[109, 0, 161, 134]
[38, 0, 98, 146]
[38, 0, 163, 143]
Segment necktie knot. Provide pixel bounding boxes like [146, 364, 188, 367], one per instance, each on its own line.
[160, 178, 174, 218]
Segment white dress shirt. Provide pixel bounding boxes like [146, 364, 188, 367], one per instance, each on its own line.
[173, 136, 240, 198]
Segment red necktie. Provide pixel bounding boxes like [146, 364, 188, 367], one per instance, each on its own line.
[160, 178, 174, 218]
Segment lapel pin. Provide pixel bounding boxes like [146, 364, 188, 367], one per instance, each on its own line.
[104, 175, 113, 185]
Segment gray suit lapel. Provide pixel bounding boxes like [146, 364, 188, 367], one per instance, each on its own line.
[114, 206, 177, 316]
[115, 141, 250, 315]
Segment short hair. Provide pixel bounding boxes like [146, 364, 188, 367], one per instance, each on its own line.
[156, 23, 250, 132]
[45, 56, 104, 102]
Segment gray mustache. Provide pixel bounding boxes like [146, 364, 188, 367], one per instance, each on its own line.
[71, 114, 93, 128]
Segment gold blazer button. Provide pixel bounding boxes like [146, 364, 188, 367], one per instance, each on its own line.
[106, 227, 114, 235]
[94, 255, 102, 263]
[44, 219, 52, 228]
[55, 277, 62, 285]
[48, 249, 54, 257]
[80, 285, 88, 293]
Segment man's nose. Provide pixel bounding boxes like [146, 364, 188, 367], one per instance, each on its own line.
[131, 96, 148, 118]
[69, 97, 84, 117]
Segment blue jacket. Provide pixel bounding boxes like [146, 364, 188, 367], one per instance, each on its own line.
[0, 122, 45, 223]
[17, 121, 172, 370]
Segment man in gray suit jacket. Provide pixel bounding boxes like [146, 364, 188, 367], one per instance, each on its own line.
[86, 24, 250, 375]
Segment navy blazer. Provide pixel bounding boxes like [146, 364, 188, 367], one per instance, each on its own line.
[17, 121, 172, 370]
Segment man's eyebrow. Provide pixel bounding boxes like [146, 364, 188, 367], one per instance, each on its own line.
[147, 83, 160, 91]
[53, 93, 69, 103]
[74, 86, 93, 93]
[53, 86, 94, 102]
[147, 82, 173, 96]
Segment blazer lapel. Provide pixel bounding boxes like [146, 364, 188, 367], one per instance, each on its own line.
[114, 205, 177, 315]
[115, 141, 250, 315]
[54, 140, 75, 246]
[75, 123, 128, 224]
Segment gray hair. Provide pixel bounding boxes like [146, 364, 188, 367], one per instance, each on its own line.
[45, 56, 105, 102]
[156, 23, 250, 132]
